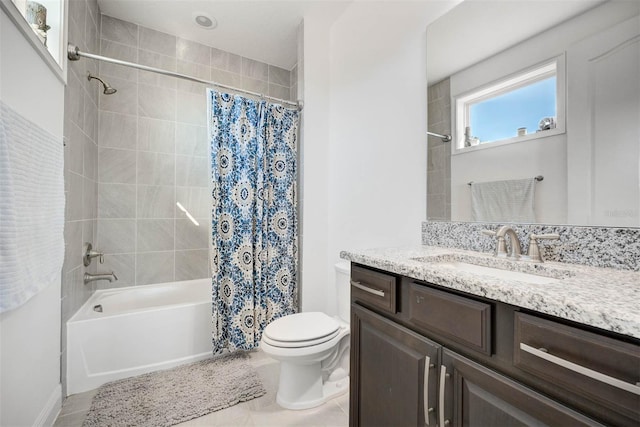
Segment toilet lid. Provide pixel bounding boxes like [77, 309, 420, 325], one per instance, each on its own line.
[263, 312, 340, 343]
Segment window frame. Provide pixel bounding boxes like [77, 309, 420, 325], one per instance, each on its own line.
[452, 55, 565, 155]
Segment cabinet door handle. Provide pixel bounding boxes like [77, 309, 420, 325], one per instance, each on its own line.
[438, 365, 449, 426]
[424, 356, 433, 425]
[520, 343, 640, 396]
[351, 280, 385, 297]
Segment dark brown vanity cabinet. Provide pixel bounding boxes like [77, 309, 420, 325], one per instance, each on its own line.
[349, 263, 639, 427]
[350, 304, 440, 427]
[513, 312, 640, 425]
[441, 350, 603, 426]
[407, 284, 492, 356]
[350, 265, 398, 315]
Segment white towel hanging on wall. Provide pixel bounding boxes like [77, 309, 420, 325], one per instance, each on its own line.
[0, 100, 65, 313]
[470, 178, 536, 223]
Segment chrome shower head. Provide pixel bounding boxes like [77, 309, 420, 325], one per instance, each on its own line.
[103, 84, 117, 95]
[87, 73, 117, 95]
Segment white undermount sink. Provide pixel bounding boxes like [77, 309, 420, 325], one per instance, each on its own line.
[432, 261, 560, 285]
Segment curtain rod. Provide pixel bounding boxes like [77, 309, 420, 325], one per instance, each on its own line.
[67, 44, 303, 110]
[427, 131, 451, 143]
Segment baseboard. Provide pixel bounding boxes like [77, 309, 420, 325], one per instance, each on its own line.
[34, 383, 62, 427]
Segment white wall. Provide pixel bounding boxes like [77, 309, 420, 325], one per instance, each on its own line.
[299, 1, 458, 315]
[566, 13, 640, 226]
[0, 8, 64, 426]
[449, 0, 639, 224]
[299, 13, 332, 313]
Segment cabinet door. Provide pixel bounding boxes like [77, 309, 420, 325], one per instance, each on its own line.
[351, 304, 440, 427]
[441, 349, 604, 427]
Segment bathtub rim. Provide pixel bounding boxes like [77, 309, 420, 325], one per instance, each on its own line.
[68, 278, 212, 324]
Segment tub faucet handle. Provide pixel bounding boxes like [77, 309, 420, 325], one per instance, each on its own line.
[90, 251, 104, 264]
[83, 242, 104, 266]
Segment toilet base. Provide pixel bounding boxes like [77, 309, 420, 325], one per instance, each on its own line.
[261, 316, 351, 410]
[276, 363, 349, 410]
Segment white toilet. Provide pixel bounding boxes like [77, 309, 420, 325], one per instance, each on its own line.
[260, 262, 351, 410]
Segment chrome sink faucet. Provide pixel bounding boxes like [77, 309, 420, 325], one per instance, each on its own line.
[482, 226, 522, 259]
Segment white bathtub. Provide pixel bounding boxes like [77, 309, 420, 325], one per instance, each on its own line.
[66, 278, 213, 395]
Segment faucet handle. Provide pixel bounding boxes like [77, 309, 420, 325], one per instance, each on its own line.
[481, 229, 503, 257]
[87, 250, 104, 264]
[526, 233, 560, 263]
[83, 243, 105, 266]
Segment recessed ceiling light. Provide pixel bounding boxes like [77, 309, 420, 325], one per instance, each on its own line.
[193, 12, 217, 30]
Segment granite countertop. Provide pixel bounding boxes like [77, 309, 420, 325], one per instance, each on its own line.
[340, 246, 640, 340]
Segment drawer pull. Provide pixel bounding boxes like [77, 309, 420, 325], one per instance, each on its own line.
[520, 343, 640, 396]
[351, 280, 385, 297]
[438, 365, 447, 427]
[424, 356, 431, 425]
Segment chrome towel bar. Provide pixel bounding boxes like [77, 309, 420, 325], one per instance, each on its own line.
[468, 175, 544, 186]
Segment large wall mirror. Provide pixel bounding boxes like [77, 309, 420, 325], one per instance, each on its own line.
[426, 0, 639, 227]
[0, 0, 66, 80]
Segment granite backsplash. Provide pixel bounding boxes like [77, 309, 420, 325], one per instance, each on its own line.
[422, 221, 640, 271]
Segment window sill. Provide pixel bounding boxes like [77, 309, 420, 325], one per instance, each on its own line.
[0, 0, 67, 84]
[452, 127, 564, 156]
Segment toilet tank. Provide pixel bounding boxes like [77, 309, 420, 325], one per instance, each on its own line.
[335, 261, 351, 323]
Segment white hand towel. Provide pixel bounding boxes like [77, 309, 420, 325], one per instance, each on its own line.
[471, 178, 536, 223]
[0, 100, 65, 313]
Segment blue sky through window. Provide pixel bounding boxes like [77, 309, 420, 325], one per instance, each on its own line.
[470, 76, 556, 143]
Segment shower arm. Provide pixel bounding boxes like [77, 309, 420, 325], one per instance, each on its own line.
[67, 44, 303, 110]
[427, 131, 452, 143]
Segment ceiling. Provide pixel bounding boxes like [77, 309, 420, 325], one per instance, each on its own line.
[97, 0, 607, 74]
[97, 0, 352, 70]
[427, 0, 607, 83]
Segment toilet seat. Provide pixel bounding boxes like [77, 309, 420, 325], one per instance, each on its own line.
[263, 312, 341, 348]
[263, 329, 340, 348]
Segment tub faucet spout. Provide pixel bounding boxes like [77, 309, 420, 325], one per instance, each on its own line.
[84, 272, 118, 285]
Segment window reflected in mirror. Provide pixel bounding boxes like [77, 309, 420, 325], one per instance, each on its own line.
[469, 75, 556, 144]
[454, 59, 562, 151]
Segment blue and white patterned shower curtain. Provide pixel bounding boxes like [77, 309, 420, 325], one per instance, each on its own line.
[208, 90, 299, 353]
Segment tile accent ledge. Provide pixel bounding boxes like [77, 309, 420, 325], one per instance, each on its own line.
[422, 221, 640, 271]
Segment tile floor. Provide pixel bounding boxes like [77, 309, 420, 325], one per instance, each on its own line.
[53, 350, 349, 427]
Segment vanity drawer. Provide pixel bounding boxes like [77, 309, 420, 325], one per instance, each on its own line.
[408, 283, 492, 355]
[351, 265, 397, 314]
[514, 312, 640, 424]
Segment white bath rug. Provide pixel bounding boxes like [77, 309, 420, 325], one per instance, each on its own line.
[83, 351, 265, 427]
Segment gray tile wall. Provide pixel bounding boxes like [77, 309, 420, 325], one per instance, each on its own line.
[61, 9, 294, 395]
[96, 15, 294, 289]
[427, 78, 451, 220]
[62, 0, 102, 397]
